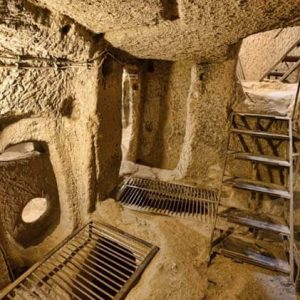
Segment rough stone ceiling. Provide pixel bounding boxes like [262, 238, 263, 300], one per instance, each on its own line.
[27, 0, 300, 61]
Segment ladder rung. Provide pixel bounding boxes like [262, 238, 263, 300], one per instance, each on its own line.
[219, 207, 290, 235]
[268, 71, 285, 77]
[283, 56, 300, 63]
[260, 38, 300, 81]
[233, 113, 290, 121]
[228, 152, 290, 167]
[231, 128, 289, 140]
[214, 236, 291, 274]
[224, 177, 291, 199]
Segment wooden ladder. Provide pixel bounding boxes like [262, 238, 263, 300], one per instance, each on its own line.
[260, 38, 300, 82]
[209, 112, 299, 282]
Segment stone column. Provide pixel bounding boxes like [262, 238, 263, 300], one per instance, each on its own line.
[95, 57, 123, 203]
[176, 57, 238, 187]
[125, 66, 142, 162]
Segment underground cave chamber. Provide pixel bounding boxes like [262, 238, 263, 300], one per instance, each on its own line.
[2, 1, 300, 299]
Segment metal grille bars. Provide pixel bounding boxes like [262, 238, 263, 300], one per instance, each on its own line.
[117, 177, 218, 222]
[0, 221, 159, 300]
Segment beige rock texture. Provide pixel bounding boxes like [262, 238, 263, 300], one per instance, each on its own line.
[93, 199, 210, 300]
[137, 60, 190, 169]
[133, 57, 236, 187]
[24, 1, 300, 61]
[137, 60, 172, 167]
[104, 1, 300, 61]
[0, 0, 122, 286]
[239, 26, 300, 81]
[31, 0, 176, 33]
[175, 59, 237, 186]
[1, 0, 300, 297]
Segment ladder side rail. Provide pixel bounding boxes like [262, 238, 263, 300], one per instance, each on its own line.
[209, 113, 234, 254]
[237, 58, 246, 81]
[0, 243, 14, 281]
[289, 118, 295, 280]
[280, 59, 300, 82]
[260, 38, 300, 82]
[292, 74, 300, 121]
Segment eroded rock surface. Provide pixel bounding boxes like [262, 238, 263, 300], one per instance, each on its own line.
[1, 0, 300, 297]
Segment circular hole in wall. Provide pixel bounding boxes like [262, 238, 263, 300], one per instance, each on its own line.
[21, 197, 48, 223]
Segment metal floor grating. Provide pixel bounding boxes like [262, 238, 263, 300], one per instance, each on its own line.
[1, 221, 159, 300]
[117, 177, 218, 222]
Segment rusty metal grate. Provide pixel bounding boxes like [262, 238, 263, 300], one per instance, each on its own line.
[117, 177, 218, 222]
[1, 221, 159, 300]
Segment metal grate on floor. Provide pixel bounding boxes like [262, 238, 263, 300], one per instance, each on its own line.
[0, 221, 159, 300]
[117, 177, 218, 222]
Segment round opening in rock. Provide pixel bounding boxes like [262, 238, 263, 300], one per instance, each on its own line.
[21, 198, 48, 223]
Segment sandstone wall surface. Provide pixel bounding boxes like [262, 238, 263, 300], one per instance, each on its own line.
[176, 58, 237, 186]
[136, 56, 237, 186]
[0, 0, 123, 273]
[2, 0, 300, 289]
[137, 60, 190, 170]
[239, 26, 300, 80]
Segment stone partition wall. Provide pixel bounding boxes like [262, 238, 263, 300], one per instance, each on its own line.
[0, 0, 123, 274]
[94, 57, 123, 204]
[135, 57, 237, 186]
[175, 58, 238, 186]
